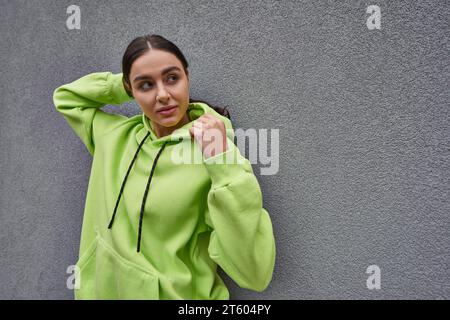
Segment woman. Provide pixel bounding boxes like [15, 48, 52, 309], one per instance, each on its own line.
[53, 34, 276, 300]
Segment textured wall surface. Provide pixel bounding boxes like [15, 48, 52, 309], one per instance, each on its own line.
[0, 0, 448, 299]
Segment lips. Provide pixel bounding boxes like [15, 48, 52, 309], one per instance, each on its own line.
[157, 105, 177, 113]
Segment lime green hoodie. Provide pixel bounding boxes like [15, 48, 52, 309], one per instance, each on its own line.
[53, 72, 276, 300]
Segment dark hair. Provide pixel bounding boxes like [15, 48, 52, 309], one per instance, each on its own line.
[122, 34, 230, 120]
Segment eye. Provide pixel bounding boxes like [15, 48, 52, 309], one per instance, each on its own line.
[167, 74, 178, 82]
[140, 81, 153, 90]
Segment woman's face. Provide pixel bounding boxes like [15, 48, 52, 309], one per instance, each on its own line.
[129, 49, 190, 129]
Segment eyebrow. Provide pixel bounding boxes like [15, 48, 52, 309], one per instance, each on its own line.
[133, 66, 182, 83]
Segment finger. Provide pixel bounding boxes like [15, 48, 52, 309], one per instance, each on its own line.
[192, 124, 204, 136]
[193, 121, 208, 130]
[195, 117, 209, 124]
[199, 116, 213, 124]
[204, 114, 220, 122]
[192, 121, 205, 129]
[202, 114, 219, 124]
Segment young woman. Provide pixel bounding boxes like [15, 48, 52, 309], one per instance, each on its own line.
[53, 34, 276, 300]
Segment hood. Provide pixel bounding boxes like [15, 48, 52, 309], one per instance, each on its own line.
[137, 101, 233, 146]
[108, 101, 233, 252]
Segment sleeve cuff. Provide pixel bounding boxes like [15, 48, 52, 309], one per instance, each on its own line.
[107, 72, 133, 105]
[203, 141, 249, 188]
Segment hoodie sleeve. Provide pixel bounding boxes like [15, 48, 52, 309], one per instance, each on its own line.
[202, 123, 276, 292]
[52, 72, 133, 155]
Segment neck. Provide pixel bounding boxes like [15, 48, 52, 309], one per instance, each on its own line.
[152, 112, 190, 138]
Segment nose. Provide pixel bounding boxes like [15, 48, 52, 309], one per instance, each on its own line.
[156, 83, 170, 102]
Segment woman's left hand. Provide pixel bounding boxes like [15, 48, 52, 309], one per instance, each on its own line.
[189, 114, 228, 159]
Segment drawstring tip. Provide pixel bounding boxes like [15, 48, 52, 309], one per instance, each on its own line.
[107, 215, 115, 229]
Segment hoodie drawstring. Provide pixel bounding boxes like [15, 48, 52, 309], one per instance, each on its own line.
[107, 131, 169, 253]
[136, 140, 168, 252]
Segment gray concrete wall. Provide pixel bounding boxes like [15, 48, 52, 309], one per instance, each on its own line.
[0, 0, 448, 299]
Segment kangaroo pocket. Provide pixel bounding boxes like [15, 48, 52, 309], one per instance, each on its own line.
[74, 235, 159, 300]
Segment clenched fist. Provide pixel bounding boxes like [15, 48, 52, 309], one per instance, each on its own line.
[189, 114, 228, 159]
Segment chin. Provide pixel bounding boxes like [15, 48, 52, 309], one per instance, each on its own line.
[160, 116, 182, 127]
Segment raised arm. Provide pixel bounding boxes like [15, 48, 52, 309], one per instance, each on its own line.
[52, 72, 133, 155]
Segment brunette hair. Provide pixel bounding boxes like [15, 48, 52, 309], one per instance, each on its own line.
[122, 34, 230, 120]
